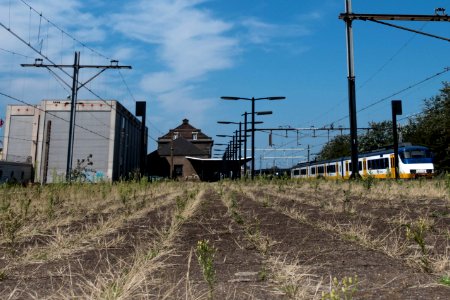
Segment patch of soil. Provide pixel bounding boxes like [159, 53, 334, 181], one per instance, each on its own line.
[244, 188, 450, 299]
[0, 201, 176, 299]
[145, 189, 283, 299]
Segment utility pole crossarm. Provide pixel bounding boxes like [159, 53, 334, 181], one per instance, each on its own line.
[339, 13, 450, 22]
[21, 53, 132, 182]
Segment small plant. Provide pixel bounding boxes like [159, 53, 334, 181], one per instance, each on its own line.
[175, 195, 187, 211]
[322, 275, 358, 300]
[282, 284, 299, 299]
[258, 266, 268, 281]
[362, 175, 375, 190]
[0, 269, 8, 281]
[439, 275, 450, 286]
[71, 154, 96, 182]
[0, 209, 23, 249]
[404, 217, 432, 272]
[195, 239, 216, 299]
[342, 187, 352, 213]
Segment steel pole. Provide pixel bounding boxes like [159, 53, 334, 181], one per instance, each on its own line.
[251, 98, 255, 179]
[345, 0, 359, 179]
[66, 51, 80, 182]
[238, 122, 242, 178]
[243, 113, 248, 178]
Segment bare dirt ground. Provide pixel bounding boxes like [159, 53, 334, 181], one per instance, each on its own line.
[0, 179, 449, 299]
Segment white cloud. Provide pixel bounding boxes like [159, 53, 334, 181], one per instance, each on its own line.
[241, 18, 311, 45]
[112, 0, 238, 97]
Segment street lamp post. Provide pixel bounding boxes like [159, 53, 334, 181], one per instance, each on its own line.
[217, 134, 235, 178]
[218, 119, 263, 178]
[221, 94, 285, 179]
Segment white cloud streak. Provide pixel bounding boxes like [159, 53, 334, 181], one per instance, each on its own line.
[113, 0, 238, 94]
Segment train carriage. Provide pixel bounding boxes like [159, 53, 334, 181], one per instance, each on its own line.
[291, 144, 433, 180]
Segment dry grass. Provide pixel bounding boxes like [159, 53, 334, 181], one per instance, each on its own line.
[219, 186, 322, 299]
[238, 178, 450, 278]
[1, 178, 449, 298]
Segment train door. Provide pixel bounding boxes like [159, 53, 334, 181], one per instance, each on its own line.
[362, 159, 367, 177]
[390, 154, 395, 178]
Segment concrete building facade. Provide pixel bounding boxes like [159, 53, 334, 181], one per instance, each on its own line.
[3, 99, 146, 183]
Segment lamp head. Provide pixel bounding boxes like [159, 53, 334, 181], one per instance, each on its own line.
[267, 96, 285, 100]
[256, 111, 272, 115]
[221, 96, 241, 100]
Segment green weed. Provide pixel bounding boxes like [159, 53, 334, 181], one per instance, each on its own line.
[195, 239, 216, 299]
[322, 275, 358, 300]
[404, 218, 432, 272]
[439, 275, 450, 286]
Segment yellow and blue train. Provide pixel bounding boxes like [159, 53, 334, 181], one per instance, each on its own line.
[291, 144, 434, 179]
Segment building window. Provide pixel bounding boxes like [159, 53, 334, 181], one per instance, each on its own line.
[174, 165, 183, 177]
[192, 132, 198, 140]
[173, 132, 179, 140]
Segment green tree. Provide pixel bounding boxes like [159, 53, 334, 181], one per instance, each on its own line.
[359, 121, 393, 152]
[403, 82, 450, 173]
[316, 134, 350, 161]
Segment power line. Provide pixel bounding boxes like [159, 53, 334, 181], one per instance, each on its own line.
[18, 0, 111, 60]
[0, 47, 33, 58]
[330, 67, 450, 125]
[368, 19, 450, 43]
[0, 91, 110, 140]
[118, 70, 163, 139]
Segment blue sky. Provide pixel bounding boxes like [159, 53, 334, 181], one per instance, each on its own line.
[1, 0, 449, 169]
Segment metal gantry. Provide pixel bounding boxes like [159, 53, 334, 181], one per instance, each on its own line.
[21, 52, 131, 181]
[339, 0, 450, 179]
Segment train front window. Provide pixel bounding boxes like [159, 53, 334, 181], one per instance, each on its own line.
[400, 149, 432, 163]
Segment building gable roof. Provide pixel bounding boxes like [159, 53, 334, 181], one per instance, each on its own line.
[159, 119, 212, 140]
[158, 137, 206, 156]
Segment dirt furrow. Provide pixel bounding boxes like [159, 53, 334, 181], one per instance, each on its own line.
[145, 188, 281, 299]
[235, 190, 449, 299]
[0, 199, 177, 299]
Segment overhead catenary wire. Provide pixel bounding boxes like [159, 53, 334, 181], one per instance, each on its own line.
[0, 8, 159, 158]
[367, 19, 450, 43]
[118, 70, 162, 142]
[18, 0, 111, 61]
[0, 47, 34, 58]
[0, 91, 110, 140]
[328, 67, 450, 125]
[2, 2, 158, 146]
[300, 22, 428, 129]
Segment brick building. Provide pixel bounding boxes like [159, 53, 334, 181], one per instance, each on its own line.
[148, 119, 214, 180]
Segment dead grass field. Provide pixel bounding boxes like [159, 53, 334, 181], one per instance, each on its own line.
[0, 178, 449, 299]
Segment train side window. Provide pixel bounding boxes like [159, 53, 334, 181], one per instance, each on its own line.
[300, 169, 307, 175]
[318, 166, 324, 174]
[311, 167, 316, 175]
[327, 165, 336, 173]
[293, 169, 300, 176]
